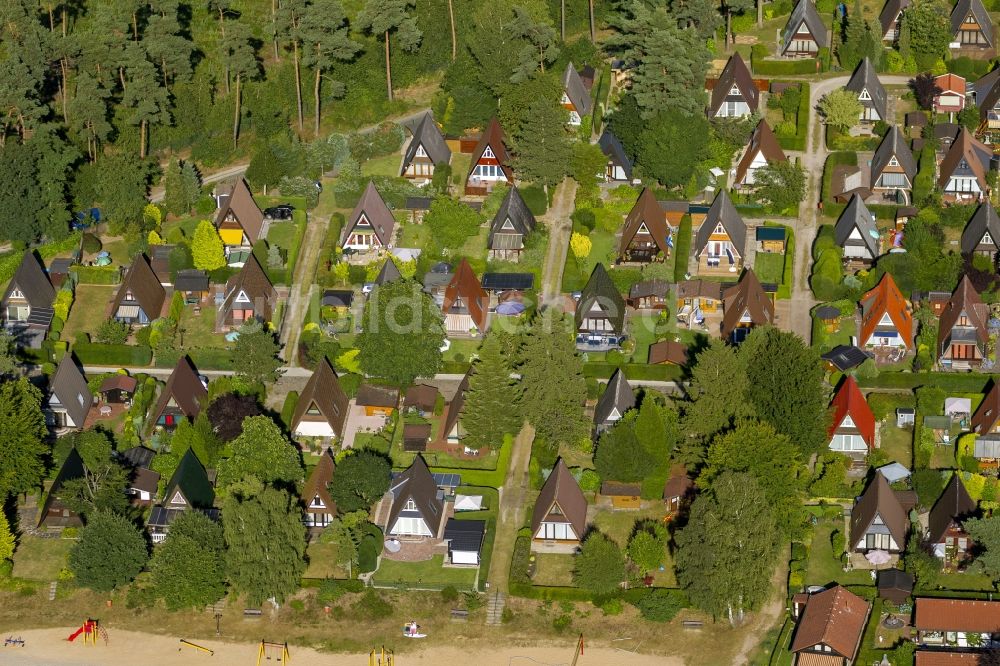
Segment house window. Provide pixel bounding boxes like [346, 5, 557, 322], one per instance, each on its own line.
[415, 145, 427, 158]
[729, 84, 740, 95]
[866, 533, 892, 550]
[405, 498, 416, 511]
[483, 146, 495, 159]
[859, 89, 871, 101]
[960, 29, 987, 44]
[9, 288, 23, 299]
[888, 156, 899, 167]
[879, 172, 908, 188]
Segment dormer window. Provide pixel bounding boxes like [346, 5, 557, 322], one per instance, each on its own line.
[859, 89, 871, 101]
[125, 290, 134, 301]
[483, 146, 495, 160]
[405, 498, 417, 511]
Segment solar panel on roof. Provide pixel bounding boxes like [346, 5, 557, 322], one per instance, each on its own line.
[432, 473, 461, 488]
[481, 273, 534, 291]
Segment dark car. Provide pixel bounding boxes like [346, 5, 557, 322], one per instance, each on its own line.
[263, 204, 294, 220]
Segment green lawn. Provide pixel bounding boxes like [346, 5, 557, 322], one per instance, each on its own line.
[62, 284, 116, 344]
[12, 535, 74, 581]
[754, 251, 784, 284]
[398, 221, 431, 249]
[372, 554, 478, 589]
[933, 570, 997, 592]
[805, 517, 875, 588]
[304, 541, 349, 579]
[931, 444, 957, 470]
[563, 228, 616, 292]
[812, 315, 856, 353]
[880, 422, 913, 467]
[450, 154, 471, 187]
[628, 313, 669, 364]
[177, 303, 229, 349]
[160, 216, 201, 242]
[443, 338, 481, 363]
[361, 153, 403, 177]
[591, 506, 669, 548]
[101, 237, 132, 266]
[532, 553, 575, 586]
[266, 221, 298, 251]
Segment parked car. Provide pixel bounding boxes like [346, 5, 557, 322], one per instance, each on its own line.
[263, 204, 294, 220]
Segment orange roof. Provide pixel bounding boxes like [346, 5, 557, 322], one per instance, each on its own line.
[443, 258, 488, 332]
[828, 375, 875, 447]
[934, 73, 966, 96]
[859, 273, 913, 349]
[915, 598, 1000, 633]
[790, 586, 870, 659]
[916, 651, 985, 666]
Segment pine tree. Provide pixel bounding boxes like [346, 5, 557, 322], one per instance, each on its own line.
[838, 0, 867, 70]
[163, 158, 186, 216]
[222, 21, 261, 148]
[898, 20, 912, 61]
[223, 478, 306, 605]
[356, 0, 422, 101]
[300, 0, 361, 135]
[179, 161, 201, 213]
[461, 333, 522, 451]
[519, 310, 588, 460]
[675, 472, 778, 625]
[0, 377, 49, 499]
[191, 220, 226, 271]
[275, 0, 308, 131]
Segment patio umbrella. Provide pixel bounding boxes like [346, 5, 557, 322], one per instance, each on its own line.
[866, 550, 892, 565]
[94, 254, 112, 266]
[384, 539, 401, 553]
[496, 301, 526, 316]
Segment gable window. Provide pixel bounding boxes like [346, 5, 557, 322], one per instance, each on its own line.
[888, 156, 899, 167]
[9, 288, 23, 299]
[483, 146, 495, 160]
[729, 84, 740, 95]
[306, 402, 321, 416]
[984, 232, 994, 245]
[859, 89, 871, 101]
[404, 498, 417, 511]
[415, 145, 427, 158]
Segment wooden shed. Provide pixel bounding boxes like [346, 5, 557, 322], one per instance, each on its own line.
[600, 481, 642, 510]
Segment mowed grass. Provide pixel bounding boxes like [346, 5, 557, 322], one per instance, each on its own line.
[532, 553, 575, 586]
[62, 285, 116, 344]
[805, 517, 874, 588]
[372, 554, 478, 589]
[879, 422, 913, 467]
[361, 153, 403, 177]
[754, 251, 785, 284]
[12, 536, 74, 581]
[304, 542, 348, 579]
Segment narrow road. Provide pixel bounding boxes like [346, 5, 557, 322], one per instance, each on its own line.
[484, 423, 535, 595]
[788, 74, 912, 343]
[540, 178, 578, 305]
[149, 164, 250, 203]
[279, 210, 330, 366]
[733, 552, 790, 665]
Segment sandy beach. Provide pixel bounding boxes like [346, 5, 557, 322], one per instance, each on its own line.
[0, 627, 685, 666]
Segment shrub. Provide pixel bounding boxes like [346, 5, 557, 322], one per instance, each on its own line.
[95, 318, 129, 345]
[831, 529, 846, 556]
[520, 185, 548, 216]
[317, 578, 365, 603]
[82, 233, 102, 254]
[353, 590, 393, 620]
[631, 588, 686, 622]
[579, 469, 601, 492]
[552, 614, 573, 632]
[601, 598, 624, 615]
[572, 209, 596, 232]
[440, 585, 460, 603]
[71, 265, 120, 285]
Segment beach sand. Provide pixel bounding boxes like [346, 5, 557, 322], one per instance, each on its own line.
[0, 627, 684, 666]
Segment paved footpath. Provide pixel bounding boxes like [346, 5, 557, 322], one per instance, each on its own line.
[483, 424, 535, 595]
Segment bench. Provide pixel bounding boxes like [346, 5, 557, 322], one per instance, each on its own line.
[450, 609, 469, 622]
[243, 609, 263, 619]
[682, 621, 703, 630]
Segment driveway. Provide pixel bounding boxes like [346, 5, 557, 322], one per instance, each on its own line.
[540, 178, 578, 305]
[483, 423, 535, 594]
[340, 402, 388, 449]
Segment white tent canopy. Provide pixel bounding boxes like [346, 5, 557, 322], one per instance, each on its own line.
[945, 397, 972, 417]
[453, 495, 483, 511]
[877, 462, 911, 484]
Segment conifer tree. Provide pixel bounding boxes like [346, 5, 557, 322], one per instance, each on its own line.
[191, 220, 226, 271]
[461, 332, 522, 451]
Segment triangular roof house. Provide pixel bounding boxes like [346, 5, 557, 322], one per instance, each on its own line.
[790, 586, 871, 662]
[961, 200, 1000, 254]
[466, 117, 514, 191]
[163, 448, 214, 510]
[598, 129, 633, 181]
[732, 120, 787, 188]
[938, 128, 993, 195]
[851, 472, 909, 552]
[374, 258, 403, 286]
[694, 190, 747, 262]
[442, 258, 488, 334]
[386, 455, 445, 537]
[859, 273, 914, 349]
[834, 193, 880, 261]
[562, 62, 594, 120]
[928, 474, 977, 545]
[871, 125, 917, 192]
[593, 369, 635, 433]
[302, 449, 337, 527]
[878, 0, 911, 40]
[2, 251, 55, 337]
[219, 253, 276, 326]
[938, 275, 989, 365]
[845, 58, 887, 121]
[38, 447, 87, 528]
[721, 269, 774, 342]
[400, 112, 451, 176]
[575, 264, 626, 336]
[708, 53, 759, 118]
[827, 375, 876, 452]
[951, 0, 994, 48]
[47, 354, 93, 429]
[151, 356, 207, 427]
[487, 187, 536, 255]
[111, 254, 166, 325]
[214, 178, 265, 246]
[341, 181, 396, 250]
[781, 0, 829, 55]
[618, 188, 673, 261]
[531, 459, 587, 543]
[291, 358, 350, 439]
[973, 380, 1000, 435]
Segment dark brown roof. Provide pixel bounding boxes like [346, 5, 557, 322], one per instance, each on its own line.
[721, 269, 774, 339]
[531, 459, 587, 540]
[695, 189, 747, 259]
[619, 188, 672, 258]
[466, 117, 514, 185]
[112, 254, 166, 322]
[356, 384, 399, 408]
[850, 472, 908, 551]
[301, 449, 336, 517]
[928, 474, 977, 544]
[152, 356, 207, 424]
[404, 384, 439, 412]
[440, 372, 470, 442]
[790, 586, 870, 659]
[221, 253, 276, 322]
[4, 252, 54, 310]
[387, 455, 445, 536]
[733, 120, 787, 186]
[401, 112, 451, 173]
[648, 340, 689, 365]
[342, 181, 396, 248]
[403, 422, 432, 445]
[38, 447, 86, 528]
[663, 464, 694, 500]
[709, 53, 758, 117]
[443, 258, 488, 332]
[600, 481, 641, 497]
[214, 178, 264, 243]
[938, 128, 992, 191]
[915, 598, 1000, 632]
[130, 467, 160, 495]
[49, 354, 93, 428]
[973, 380, 1000, 434]
[629, 279, 670, 300]
[677, 280, 722, 300]
[938, 275, 988, 358]
[291, 358, 349, 437]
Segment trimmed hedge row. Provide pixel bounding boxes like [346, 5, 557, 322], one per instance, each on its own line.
[673, 215, 693, 282]
[0, 233, 83, 284]
[752, 57, 821, 76]
[71, 265, 120, 284]
[776, 82, 811, 152]
[582, 363, 684, 381]
[821, 152, 858, 210]
[508, 582, 688, 605]
[73, 343, 152, 366]
[858, 372, 993, 392]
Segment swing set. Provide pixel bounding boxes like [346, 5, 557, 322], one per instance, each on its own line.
[369, 646, 394, 666]
[256, 640, 290, 665]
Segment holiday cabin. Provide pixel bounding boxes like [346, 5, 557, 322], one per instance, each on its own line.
[341, 181, 396, 253]
[834, 194, 880, 264]
[851, 472, 909, 553]
[218, 253, 276, 330]
[442, 259, 489, 337]
[150, 356, 207, 430]
[111, 255, 166, 326]
[827, 375, 876, 459]
[845, 58, 887, 124]
[1, 252, 55, 348]
[933, 73, 967, 114]
[593, 369, 635, 436]
[781, 0, 829, 57]
[858, 273, 914, 351]
[720, 269, 774, 345]
[878, 0, 910, 42]
[562, 62, 593, 126]
[790, 586, 871, 666]
[487, 187, 537, 261]
[531, 459, 587, 549]
[598, 130, 633, 182]
[214, 178, 266, 250]
[973, 67, 1000, 128]
[618, 188, 673, 263]
[732, 120, 787, 189]
[291, 358, 350, 441]
[465, 117, 514, 196]
[694, 190, 747, 276]
[938, 275, 989, 370]
[928, 474, 977, 561]
[961, 200, 1000, 256]
[870, 125, 917, 200]
[302, 450, 337, 529]
[400, 112, 451, 183]
[707, 53, 758, 118]
[937, 128, 992, 203]
[386, 456, 445, 539]
[951, 0, 995, 56]
[575, 264, 626, 349]
[45, 355, 93, 430]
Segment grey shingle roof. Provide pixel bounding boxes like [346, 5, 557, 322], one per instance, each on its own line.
[575, 264, 626, 335]
[4, 252, 55, 311]
[562, 62, 593, 117]
[782, 0, 829, 52]
[49, 354, 93, 428]
[871, 126, 917, 188]
[488, 187, 536, 249]
[694, 190, 747, 258]
[845, 58, 887, 120]
[834, 194, 879, 258]
[593, 369, 635, 427]
[598, 130, 633, 180]
[400, 112, 451, 174]
[952, 0, 994, 47]
[962, 201, 1000, 253]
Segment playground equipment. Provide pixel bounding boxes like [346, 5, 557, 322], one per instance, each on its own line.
[179, 639, 214, 656]
[67, 620, 107, 645]
[256, 641, 290, 665]
[570, 634, 584, 666]
[402, 621, 426, 638]
[369, 646, 394, 666]
[4, 636, 25, 647]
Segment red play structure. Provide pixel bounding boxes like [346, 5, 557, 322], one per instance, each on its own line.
[66, 620, 107, 645]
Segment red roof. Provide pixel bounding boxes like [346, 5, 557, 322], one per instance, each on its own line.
[859, 273, 913, 349]
[934, 73, 966, 96]
[827, 375, 875, 447]
[915, 598, 1000, 633]
[443, 258, 488, 332]
[916, 651, 985, 665]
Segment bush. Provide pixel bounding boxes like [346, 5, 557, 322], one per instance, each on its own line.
[552, 614, 573, 632]
[71, 265, 120, 285]
[82, 233, 102, 254]
[601, 598, 624, 615]
[520, 185, 548, 216]
[673, 214, 693, 281]
[572, 209, 596, 232]
[353, 590, 393, 620]
[752, 58, 819, 76]
[440, 585, 460, 603]
[831, 529, 846, 555]
[73, 343, 152, 366]
[630, 588, 686, 622]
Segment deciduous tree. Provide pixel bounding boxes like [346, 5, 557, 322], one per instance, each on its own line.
[151, 510, 226, 610]
[217, 416, 302, 489]
[628, 520, 668, 573]
[424, 196, 483, 250]
[328, 449, 392, 513]
[573, 530, 626, 594]
[207, 394, 262, 442]
[232, 319, 283, 386]
[902, 0, 952, 64]
[357, 280, 444, 385]
[681, 340, 751, 449]
[818, 89, 863, 132]
[69, 510, 149, 592]
[754, 161, 807, 212]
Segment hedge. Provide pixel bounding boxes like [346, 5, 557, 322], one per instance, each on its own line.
[752, 57, 821, 76]
[508, 582, 687, 604]
[424, 433, 513, 488]
[775, 82, 810, 152]
[858, 372, 993, 392]
[582, 363, 684, 381]
[71, 265, 121, 285]
[0, 234, 83, 285]
[673, 214, 693, 282]
[72, 343, 152, 366]
[821, 152, 857, 211]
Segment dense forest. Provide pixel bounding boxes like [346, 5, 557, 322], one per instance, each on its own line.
[0, 0, 610, 248]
